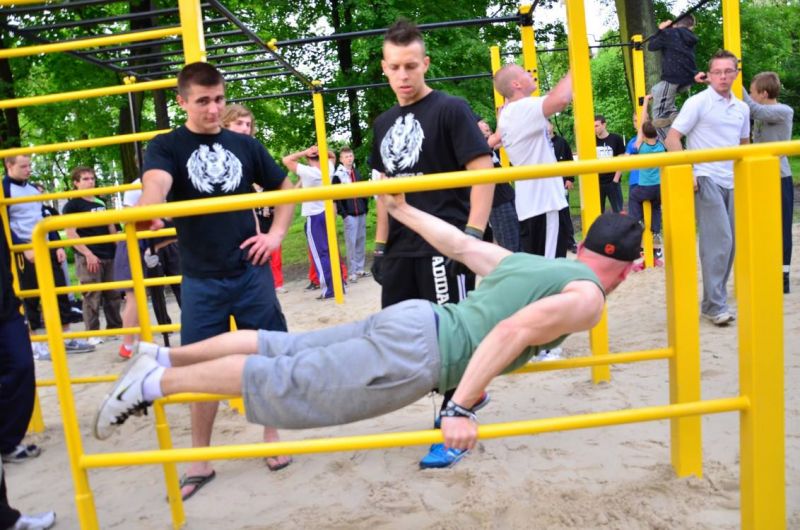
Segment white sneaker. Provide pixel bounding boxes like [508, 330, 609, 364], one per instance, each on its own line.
[94, 354, 158, 440]
[87, 337, 105, 346]
[701, 311, 735, 326]
[538, 347, 563, 361]
[275, 286, 288, 294]
[13, 511, 56, 530]
[31, 342, 51, 361]
[134, 341, 161, 361]
[348, 274, 358, 283]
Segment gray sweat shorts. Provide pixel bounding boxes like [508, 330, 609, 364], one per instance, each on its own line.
[242, 299, 441, 429]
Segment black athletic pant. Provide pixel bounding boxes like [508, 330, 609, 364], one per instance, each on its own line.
[0, 312, 35, 454]
[0, 468, 21, 530]
[16, 250, 75, 330]
[782, 176, 793, 268]
[380, 256, 475, 419]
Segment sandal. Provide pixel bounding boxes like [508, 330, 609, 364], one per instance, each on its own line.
[265, 456, 292, 472]
[1, 443, 42, 463]
[178, 470, 216, 501]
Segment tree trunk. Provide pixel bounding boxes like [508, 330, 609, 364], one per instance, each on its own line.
[614, 0, 660, 105]
[0, 19, 21, 149]
[331, 0, 363, 151]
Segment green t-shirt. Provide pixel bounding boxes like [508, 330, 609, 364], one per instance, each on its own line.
[431, 253, 603, 391]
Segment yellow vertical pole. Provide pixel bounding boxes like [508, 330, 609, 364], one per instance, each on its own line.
[227, 316, 245, 414]
[734, 156, 785, 530]
[490, 46, 510, 168]
[721, 0, 743, 99]
[154, 402, 186, 530]
[31, 226, 99, 529]
[177, 0, 206, 64]
[26, 390, 45, 433]
[660, 165, 702, 478]
[125, 224, 153, 342]
[518, 4, 540, 96]
[642, 200, 654, 268]
[564, 0, 609, 382]
[311, 83, 345, 303]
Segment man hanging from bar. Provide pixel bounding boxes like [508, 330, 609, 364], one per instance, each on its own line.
[95, 192, 642, 453]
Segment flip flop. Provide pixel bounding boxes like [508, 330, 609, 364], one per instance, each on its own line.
[265, 456, 292, 472]
[179, 470, 216, 501]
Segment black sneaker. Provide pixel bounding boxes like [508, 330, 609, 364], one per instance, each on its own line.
[784, 272, 790, 294]
[304, 282, 320, 291]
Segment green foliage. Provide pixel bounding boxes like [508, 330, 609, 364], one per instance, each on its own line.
[592, 45, 635, 141]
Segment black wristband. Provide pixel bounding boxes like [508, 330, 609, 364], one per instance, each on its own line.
[464, 226, 484, 239]
[441, 400, 477, 422]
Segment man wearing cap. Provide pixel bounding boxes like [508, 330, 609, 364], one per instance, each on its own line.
[95, 195, 642, 452]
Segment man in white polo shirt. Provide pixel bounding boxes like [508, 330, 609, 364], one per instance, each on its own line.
[493, 65, 573, 258]
[665, 49, 750, 326]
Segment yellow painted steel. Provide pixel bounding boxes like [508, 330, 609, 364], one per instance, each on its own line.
[0, 27, 181, 60]
[661, 165, 702, 477]
[37, 375, 118, 387]
[178, 0, 206, 63]
[17, 276, 181, 298]
[510, 348, 671, 374]
[489, 46, 510, 168]
[0, 182, 142, 206]
[631, 35, 646, 113]
[27, 392, 45, 433]
[0, 129, 169, 158]
[80, 397, 748, 469]
[153, 401, 186, 530]
[312, 85, 345, 303]
[642, 200, 654, 268]
[721, 0, 743, 99]
[31, 225, 99, 530]
[564, 0, 609, 383]
[734, 157, 785, 530]
[124, 223, 154, 342]
[518, 4, 540, 97]
[0, 78, 177, 110]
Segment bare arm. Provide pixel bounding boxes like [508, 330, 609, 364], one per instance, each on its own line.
[542, 70, 573, 118]
[266, 177, 295, 240]
[465, 154, 495, 233]
[664, 128, 684, 152]
[282, 147, 314, 174]
[380, 193, 510, 277]
[443, 281, 606, 449]
[240, 177, 295, 265]
[139, 169, 172, 207]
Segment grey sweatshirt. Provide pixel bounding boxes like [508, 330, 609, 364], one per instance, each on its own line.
[743, 92, 794, 177]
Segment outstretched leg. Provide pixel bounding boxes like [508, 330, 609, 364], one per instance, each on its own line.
[164, 330, 259, 366]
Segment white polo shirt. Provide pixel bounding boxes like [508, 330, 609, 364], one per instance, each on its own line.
[498, 96, 567, 221]
[297, 162, 334, 217]
[671, 87, 750, 189]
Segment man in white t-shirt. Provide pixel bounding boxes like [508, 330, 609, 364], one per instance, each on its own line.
[283, 146, 339, 299]
[493, 65, 573, 258]
[665, 49, 750, 326]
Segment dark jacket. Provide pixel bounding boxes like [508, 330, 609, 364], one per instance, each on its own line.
[647, 27, 698, 87]
[332, 165, 369, 217]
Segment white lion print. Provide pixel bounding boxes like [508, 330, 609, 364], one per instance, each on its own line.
[379, 114, 424, 174]
[186, 143, 243, 194]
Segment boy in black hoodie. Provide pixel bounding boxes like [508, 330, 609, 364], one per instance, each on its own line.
[647, 15, 699, 139]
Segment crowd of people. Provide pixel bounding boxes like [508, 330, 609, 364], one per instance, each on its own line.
[0, 14, 794, 527]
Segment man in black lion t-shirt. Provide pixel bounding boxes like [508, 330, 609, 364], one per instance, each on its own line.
[594, 115, 627, 213]
[371, 19, 494, 469]
[138, 62, 295, 500]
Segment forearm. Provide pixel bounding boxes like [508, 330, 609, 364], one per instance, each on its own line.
[664, 130, 684, 152]
[466, 183, 493, 231]
[388, 203, 471, 261]
[66, 228, 92, 257]
[375, 199, 389, 243]
[140, 172, 171, 206]
[265, 178, 294, 240]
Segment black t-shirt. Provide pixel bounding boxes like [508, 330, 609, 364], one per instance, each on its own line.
[552, 135, 575, 184]
[62, 198, 116, 260]
[142, 126, 286, 278]
[490, 149, 515, 207]
[595, 133, 626, 184]
[371, 90, 491, 257]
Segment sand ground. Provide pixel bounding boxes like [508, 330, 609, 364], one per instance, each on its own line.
[5, 226, 799, 529]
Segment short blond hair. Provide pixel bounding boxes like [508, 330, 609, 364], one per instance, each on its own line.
[221, 104, 256, 135]
[493, 64, 525, 99]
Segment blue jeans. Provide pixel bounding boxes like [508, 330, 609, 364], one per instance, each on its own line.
[181, 263, 287, 345]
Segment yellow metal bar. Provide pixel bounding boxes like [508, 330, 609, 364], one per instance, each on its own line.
[565, 0, 609, 383]
[518, 4, 540, 97]
[30, 224, 99, 530]
[642, 200, 654, 268]
[27, 390, 45, 433]
[37, 375, 118, 387]
[153, 401, 186, 530]
[0, 129, 169, 158]
[31, 143, 800, 239]
[80, 397, 748, 469]
[0, 78, 177, 110]
[178, 0, 206, 63]
[510, 348, 671, 374]
[0, 182, 142, 205]
[631, 35, 646, 114]
[734, 156, 785, 530]
[489, 46, 510, 167]
[125, 223, 154, 342]
[312, 85, 345, 303]
[0, 27, 181, 60]
[721, 0, 743, 99]
[0, 179, 23, 297]
[17, 275, 182, 298]
[660, 164, 702, 477]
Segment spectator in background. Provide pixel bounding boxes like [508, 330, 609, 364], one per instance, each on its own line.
[62, 166, 123, 344]
[594, 115, 626, 213]
[333, 146, 370, 283]
[548, 121, 577, 254]
[743, 71, 794, 293]
[477, 118, 519, 252]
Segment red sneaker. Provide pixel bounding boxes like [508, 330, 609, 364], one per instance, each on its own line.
[118, 344, 133, 360]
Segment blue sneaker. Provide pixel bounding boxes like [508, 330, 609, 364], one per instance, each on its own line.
[419, 443, 468, 469]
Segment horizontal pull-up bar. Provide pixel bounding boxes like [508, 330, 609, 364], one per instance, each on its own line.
[14, 5, 188, 32]
[0, 129, 169, 158]
[0, 26, 182, 59]
[0, 78, 177, 110]
[274, 14, 521, 47]
[0, 0, 126, 14]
